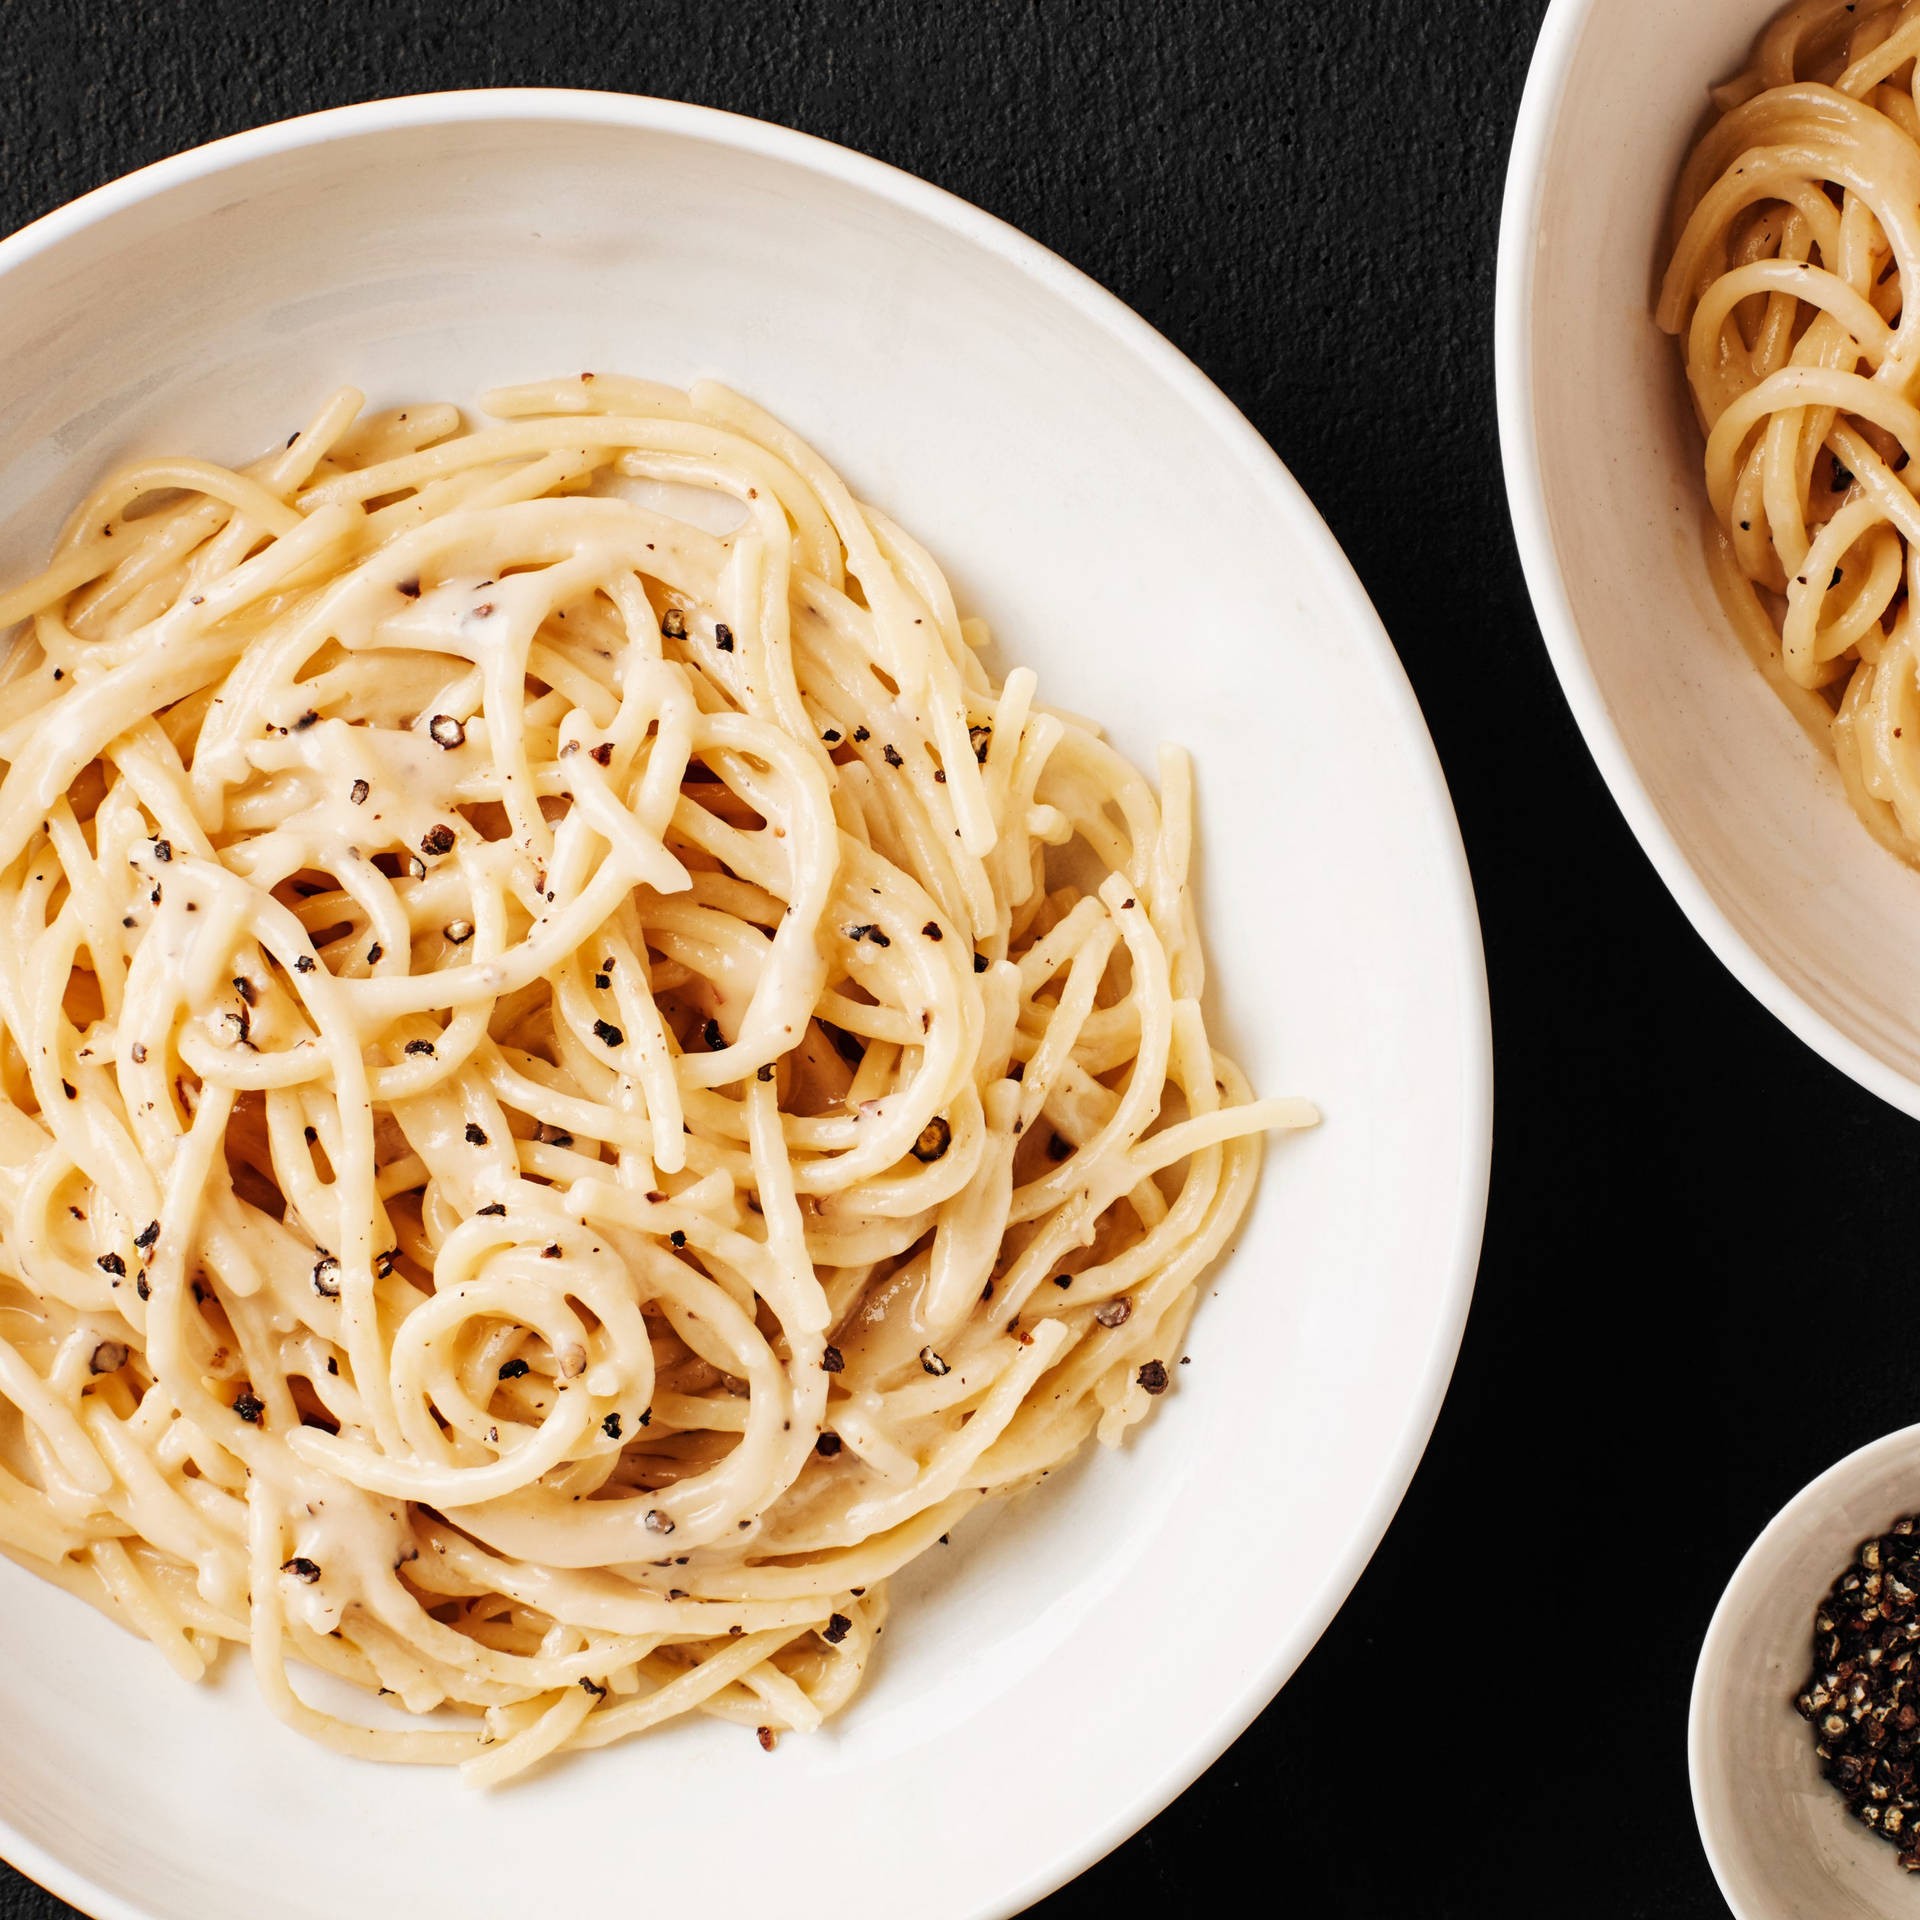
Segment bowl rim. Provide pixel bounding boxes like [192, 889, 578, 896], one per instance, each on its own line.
[1494, 0, 1920, 1123]
[0, 85, 1494, 1920]
[1686, 1420, 1920, 1918]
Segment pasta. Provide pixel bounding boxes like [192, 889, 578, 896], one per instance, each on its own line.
[0, 373, 1311, 1782]
[1656, 0, 1920, 859]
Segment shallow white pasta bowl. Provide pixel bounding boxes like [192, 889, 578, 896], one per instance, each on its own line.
[1692, 1427, 1920, 1918]
[0, 93, 1489, 1920]
[1499, 0, 1920, 1115]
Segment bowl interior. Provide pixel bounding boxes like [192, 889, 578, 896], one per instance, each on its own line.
[1693, 1428, 1920, 1918]
[0, 97, 1488, 1920]
[1508, 0, 1920, 1108]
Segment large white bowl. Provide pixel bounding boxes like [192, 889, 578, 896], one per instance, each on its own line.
[0, 93, 1490, 1920]
[1499, 0, 1920, 1116]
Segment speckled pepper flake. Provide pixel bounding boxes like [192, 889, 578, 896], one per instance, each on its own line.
[1799, 1514, 1920, 1866]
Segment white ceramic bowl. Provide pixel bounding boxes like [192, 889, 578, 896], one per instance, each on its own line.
[1499, 0, 1920, 1117]
[1692, 1427, 1920, 1917]
[0, 93, 1490, 1920]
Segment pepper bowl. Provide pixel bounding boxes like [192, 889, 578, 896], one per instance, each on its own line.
[1692, 1423, 1920, 1917]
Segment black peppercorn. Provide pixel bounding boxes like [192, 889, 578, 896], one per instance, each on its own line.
[1799, 1512, 1920, 1869]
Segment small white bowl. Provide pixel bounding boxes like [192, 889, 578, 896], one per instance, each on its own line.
[1692, 1427, 1920, 1917]
[1499, 0, 1920, 1118]
[0, 91, 1490, 1920]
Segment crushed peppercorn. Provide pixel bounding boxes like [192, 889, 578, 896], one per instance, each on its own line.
[477, 1202, 507, 1217]
[465, 1123, 488, 1145]
[429, 713, 465, 748]
[912, 1116, 952, 1162]
[822, 1345, 845, 1373]
[593, 1018, 624, 1047]
[816, 1433, 842, 1458]
[661, 607, 687, 640]
[822, 1612, 852, 1644]
[714, 623, 735, 651]
[499, 1358, 530, 1380]
[1137, 1360, 1170, 1395]
[282, 1557, 321, 1583]
[233, 1389, 265, 1425]
[1799, 1513, 1920, 1867]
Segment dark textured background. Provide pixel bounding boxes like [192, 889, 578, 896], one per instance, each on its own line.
[0, 1, 1892, 1913]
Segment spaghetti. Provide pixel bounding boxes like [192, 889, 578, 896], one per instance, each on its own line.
[1656, 0, 1920, 859]
[0, 374, 1310, 1781]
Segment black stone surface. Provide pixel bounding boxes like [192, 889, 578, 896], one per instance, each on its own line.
[0, 1, 1882, 1914]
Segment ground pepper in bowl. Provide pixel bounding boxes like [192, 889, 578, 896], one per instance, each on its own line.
[1796, 1515, 1920, 1868]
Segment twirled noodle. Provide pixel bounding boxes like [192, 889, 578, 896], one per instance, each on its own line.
[1652, 0, 1920, 858]
[0, 373, 1313, 1780]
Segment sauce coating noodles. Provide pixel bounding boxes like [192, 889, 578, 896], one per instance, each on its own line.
[1659, 0, 1920, 859]
[0, 375, 1309, 1780]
